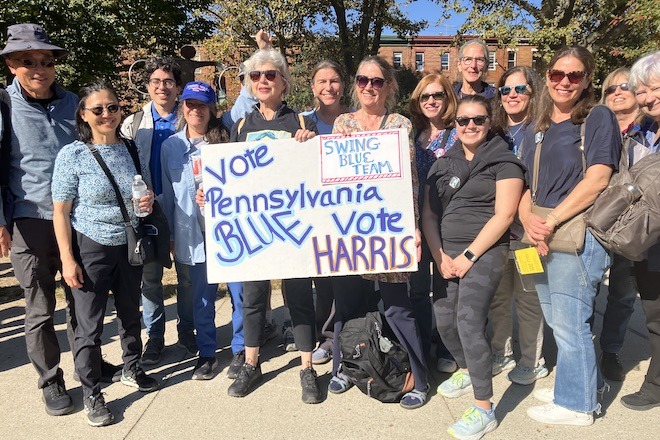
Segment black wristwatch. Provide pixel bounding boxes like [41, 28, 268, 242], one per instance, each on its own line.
[462, 249, 478, 262]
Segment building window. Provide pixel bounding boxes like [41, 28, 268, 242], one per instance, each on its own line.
[415, 52, 425, 71]
[532, 48, 538, 70]
[441, 52, 450, 70]
[508, 50, 516, 69]
[393, 52, 403, 69]
[488, 51, 496, 71]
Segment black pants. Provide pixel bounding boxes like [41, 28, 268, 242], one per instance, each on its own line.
[633, 259, 660, 400]
[10, 218, 76, 388]
[243, 278, 316, 351]
[72, 232, 143, 398]
[313, 278, 335, 349]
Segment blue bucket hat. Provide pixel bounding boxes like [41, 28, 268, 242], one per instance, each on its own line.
[1, 23, 68, 58]
[181, 81, 216, 104]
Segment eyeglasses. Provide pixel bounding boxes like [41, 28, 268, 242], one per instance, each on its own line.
[11, 57, 56, 69]
[249, 70, 279, 82]
[420, 91, 446, 103]
[83, 104, 120, 116]
[604, 83, 630, 95]
[461, 56, 487, 66]
[355, 75, 386, 90]
[148, 78, 177, 89]
[498, 84, 530, 96]
[548, 70, 586, 84]
[455, 115, 490, 126]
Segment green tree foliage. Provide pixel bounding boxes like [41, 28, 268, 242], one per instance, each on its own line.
[0, 0, 214, 92]
[434, 0, 660, 80]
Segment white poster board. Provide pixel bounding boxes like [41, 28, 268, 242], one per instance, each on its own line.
[201, 128, 417, 283]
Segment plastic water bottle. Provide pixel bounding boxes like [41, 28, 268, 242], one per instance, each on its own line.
[132, 175, 148, 218]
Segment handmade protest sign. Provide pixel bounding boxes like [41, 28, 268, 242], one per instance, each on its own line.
[201, 128, 417, 283]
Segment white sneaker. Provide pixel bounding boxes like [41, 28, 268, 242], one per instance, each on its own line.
[533, 387, 554, 403]
[527, 402, 593, 426]
[437, 358, 458, 374]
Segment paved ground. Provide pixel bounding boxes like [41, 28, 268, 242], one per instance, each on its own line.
[0, 277, 657, 439]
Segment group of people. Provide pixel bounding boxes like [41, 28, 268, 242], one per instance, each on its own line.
[1, 21, 659, 440]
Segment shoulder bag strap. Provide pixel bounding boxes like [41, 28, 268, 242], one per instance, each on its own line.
[121, 138, 142, 175]
[531, 136, 542, 204]
[86, 144, 132, 226]
[298, 113, 306, 131]
[379, 113, 389, 130]
[237, 117, 246, 136]
[131, 110, 144, 138]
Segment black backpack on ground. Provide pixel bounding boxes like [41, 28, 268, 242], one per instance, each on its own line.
[339, 311, 414, 403]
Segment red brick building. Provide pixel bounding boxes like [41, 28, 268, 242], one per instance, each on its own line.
[377, 35, 537, 85]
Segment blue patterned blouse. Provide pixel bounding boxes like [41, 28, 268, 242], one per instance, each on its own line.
[52, 140, 148, 246]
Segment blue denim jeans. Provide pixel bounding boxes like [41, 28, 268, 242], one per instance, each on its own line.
[141, 260, 194, 339]
[534, 231, 610, 412]
[600, 253, 636, 353]
[189, 263, 218, 358]
[227, 282, 244, 354]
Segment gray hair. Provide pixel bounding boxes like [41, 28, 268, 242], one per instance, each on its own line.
[629, 50, 660, 89]
[242, 49, 292, 97]
[457, 39, 490, 64]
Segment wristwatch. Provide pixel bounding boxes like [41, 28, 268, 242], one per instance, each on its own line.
[462, 249, 478, 262]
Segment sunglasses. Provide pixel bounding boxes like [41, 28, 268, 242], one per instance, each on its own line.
[149, 78, 177, 89]
[455, 115, 490, 126]
[604, 83, 630, 95]
[355, 75, 386, 90]
[11, 57, 56, 69]
[84, 104, 120, 116]
[420, 91, 446, 103]
[499, 84, 530, 96]
[548, 70, 586, 84]
[249, 70, 279, 82]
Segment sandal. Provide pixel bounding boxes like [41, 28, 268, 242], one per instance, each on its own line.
[328, 374, 352, 394]
[400, 387, 428, 409]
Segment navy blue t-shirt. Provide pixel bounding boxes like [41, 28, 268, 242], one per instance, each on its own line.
[522, 105, 621, 208]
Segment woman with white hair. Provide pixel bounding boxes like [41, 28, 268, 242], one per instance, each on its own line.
[620, 50, 660, 411]
[453, 39, 496, 100]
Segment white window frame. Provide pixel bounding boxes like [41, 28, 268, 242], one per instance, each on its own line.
[441, 52, 450, 71]
[507, 49, 517, 70]
[488, 51, 496, 71]
[393, 52, 403, 69]
[415, 52, 425, 71]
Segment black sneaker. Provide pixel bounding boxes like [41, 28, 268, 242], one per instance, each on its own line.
[260, 320, 278, 346]
[177, 330, 198, 355]
[601, 352, 625, 381]
[621, 390, 660, 411]
[42, 379, 74, 416]
[84, 393, 114, 427]
[192, 357, 219, 380]
[121, 366, 159, 392]
[227, 351, 245, 379]
[282, 320, 297, 352]
[141, 337, 164, 366]
[101, 360, 123, 383]
[227, 363, 263, 397]
[300, 367, 322, 404]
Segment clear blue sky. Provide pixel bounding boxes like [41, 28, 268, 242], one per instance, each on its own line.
[398, 0, 467, 36]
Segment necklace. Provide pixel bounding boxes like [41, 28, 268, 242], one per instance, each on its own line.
[508, 123, 524, 139]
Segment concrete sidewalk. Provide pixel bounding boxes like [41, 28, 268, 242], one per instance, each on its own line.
[0, 283, 656, 440]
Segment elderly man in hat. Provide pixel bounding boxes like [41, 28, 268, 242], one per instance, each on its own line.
[1, 23, 121, 417]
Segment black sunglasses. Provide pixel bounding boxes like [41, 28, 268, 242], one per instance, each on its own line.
[548, 70, 586, 84]
[420, 91, 446, 103]
[84, 104, 120, 116]
[11, 57, 56, 69]
[355, 75, 386, 90]
[604, 83, 630, 95]
[499, 84, 530, 96]
[455, 115, 490, 126]
[249, 70, 279, 82]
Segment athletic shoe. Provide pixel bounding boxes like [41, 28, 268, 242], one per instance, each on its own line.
[121, 366, 159, 392]
[437, 357, 458, 374]
[73, 360, 122, 384]
[438, 370, 473, 398]
[227, 351, 245, 379]
[83, 393, 114, 427]
[508, 363, 549, 385]
[260, 320, 278, 346]
[533, 387, 554, 403]
[177, 330, 198, 355]
[448, 404, 498, 440]
[228, 363, 263, 397]
[282, 320, 297, 352]
[527, 402, 593, 426]
[42, 379, 74, 416]
[491, 354, 516, 376]
[192, 357, 219, 380]
[601, 352, 625, 382]
[312, 347, 332, 365]
[141, 337, 164, 366]
[621, 390, 660, 411]
[300, 367, 322, 404]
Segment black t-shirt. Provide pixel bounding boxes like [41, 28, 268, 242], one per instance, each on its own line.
[229, 103, 318, 142]
[522, 105, 621, 208]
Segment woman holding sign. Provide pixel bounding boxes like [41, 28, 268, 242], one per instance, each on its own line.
[219, 48, 322, 403]
[423, 95, 525, 439]
[329, 55, 430, 409]
[161, 81, 231, 381]
[518, 46, 619, 426]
